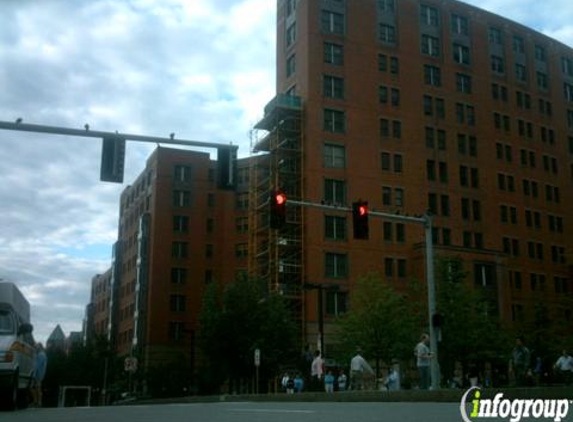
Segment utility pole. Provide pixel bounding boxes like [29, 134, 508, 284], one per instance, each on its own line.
[279, 198, 440, 389]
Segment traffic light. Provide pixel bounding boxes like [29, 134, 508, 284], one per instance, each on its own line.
[352, 200, 369, 239]
[432, 313, 444, 327]
[270, 190, 287, 229]
[100, 136, 126, 183]
[217, 147, 237, 190]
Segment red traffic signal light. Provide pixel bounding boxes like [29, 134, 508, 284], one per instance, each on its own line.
[275, 192, 286, 206]
[352, 200, 369, 239]
[270, 190, 287, 229]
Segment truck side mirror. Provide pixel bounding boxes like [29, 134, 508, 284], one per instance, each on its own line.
[18, 323, 34, 336]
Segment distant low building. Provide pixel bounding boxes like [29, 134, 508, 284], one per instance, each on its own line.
[47, 324, 66, 351]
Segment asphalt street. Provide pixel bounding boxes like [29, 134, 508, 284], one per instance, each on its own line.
[5, 401, 572, 422]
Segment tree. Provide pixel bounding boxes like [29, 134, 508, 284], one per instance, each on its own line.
[197, 276, 298, 393]
[334, 274, 419, 377]
[435, 257, 510, 385]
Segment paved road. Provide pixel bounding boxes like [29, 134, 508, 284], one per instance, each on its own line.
[5, 401, 572, 422]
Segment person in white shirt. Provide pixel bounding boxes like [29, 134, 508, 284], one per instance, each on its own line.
[310, 350, 324, 391]
[350, 348, 374, 390]
[554, 350, 573, 385]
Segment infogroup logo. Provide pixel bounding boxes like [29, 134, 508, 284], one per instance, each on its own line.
[460, 387, 571, 422]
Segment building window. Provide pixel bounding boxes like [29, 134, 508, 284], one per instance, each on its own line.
[325, 253, 348, 278]
[424, 65, 441, 86]
[515, 64, 527, 82]
[379, 24, 396, 43]
[451, 14, 468, 35]
[394, 188, 404, 207]
[206, 244, 213, 258]
[173, 190, 191, 207]
[456, 73, 472, 93]
[321, 10, 344, 35]
[236, 192, 248, 209]
[171, 268, 187, 284]
[491, 55, 505, 73]
[324, 42, 344, 65]
[564, 83, 573, 102]
[173, 215, 189, 233]
[236, 217, 248, 233]
[173, 165, 191, 183]
[324, 109, 345, 133]
[235, 243, 248, 258]
[286, 22, 296, 47]
[378, 0, 395, 12]
[172, 242, 188, 258]
[453, 44, 470, 65]
[537, 72, 548, 90]
[324, 143, 346, 168]
[324, 179, 346, 204]
[384, 258, 394, 277]
[394, 154, 403, 173]
[383, 222, 393, 241]
[382, 186, 392, 206]
[168, 322, 184, 341]
[513, 35, 525, 54]
[420, 4, 439, 26]
[489, 27, 503, 45]
[421, 35, 440, 57]
[286, 54, 296, 77]
[326, 291, 347, 316]
[324, 75, 344, 99]
[325, 215, 346, 241]
[170, 295, 186, 312]
[535, 45, 546, 62]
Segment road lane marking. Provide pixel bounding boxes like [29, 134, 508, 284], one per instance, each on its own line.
[228, 408, 315, 414]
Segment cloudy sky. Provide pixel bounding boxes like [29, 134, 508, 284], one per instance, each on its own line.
[1, 0, 572, 343]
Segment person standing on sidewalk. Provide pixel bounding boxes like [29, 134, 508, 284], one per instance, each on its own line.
[415, 334, 432, 389]
[31, 343, 47, 407]
[350, 348, 374, 390]
[554, 350, 573, 385]
[511, 337, 530, 387]
[310, 350, 324, 391]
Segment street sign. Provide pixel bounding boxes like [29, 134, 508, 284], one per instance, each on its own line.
[124, 357, 138, 373]
[254, 348, 260, 367]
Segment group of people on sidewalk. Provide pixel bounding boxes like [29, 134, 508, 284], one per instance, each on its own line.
[286, 334, 572, 394]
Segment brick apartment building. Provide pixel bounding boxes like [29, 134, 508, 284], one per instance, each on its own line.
[249, 0, 573, 354]
[86, 147, 250, 377]
[84, 0, 573, 382]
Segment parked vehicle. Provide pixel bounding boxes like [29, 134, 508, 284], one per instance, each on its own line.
[0, 282, 36, 410]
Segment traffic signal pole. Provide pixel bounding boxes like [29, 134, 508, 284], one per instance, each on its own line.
[0, 120, 236, 150]
[286, 198, 440, 389]
[0, 120, 238, 185]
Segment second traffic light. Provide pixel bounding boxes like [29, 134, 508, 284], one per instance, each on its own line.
[270, 190, 287, 229]
[352, 200, 369, 239]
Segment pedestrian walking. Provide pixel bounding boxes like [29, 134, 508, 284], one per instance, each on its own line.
[350, 347, 374, 390]
[510, 337, 530, 387]
[554, 350, 573, 385]
[415, 334, 432, 389]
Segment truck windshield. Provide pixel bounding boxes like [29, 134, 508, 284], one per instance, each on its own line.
[0, 310, 15, 334]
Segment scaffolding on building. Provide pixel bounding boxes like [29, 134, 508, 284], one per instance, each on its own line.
[249, 94, 304, 322]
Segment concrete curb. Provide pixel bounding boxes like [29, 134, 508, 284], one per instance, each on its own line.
[123, 387, 573, 406]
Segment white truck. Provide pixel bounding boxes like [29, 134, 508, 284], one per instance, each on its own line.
[0, 282, 36, 410]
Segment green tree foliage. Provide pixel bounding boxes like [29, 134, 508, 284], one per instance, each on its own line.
[335, 274, 419, 376]
[197, 276, 298, 393]
[436, 257, 510, 383]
